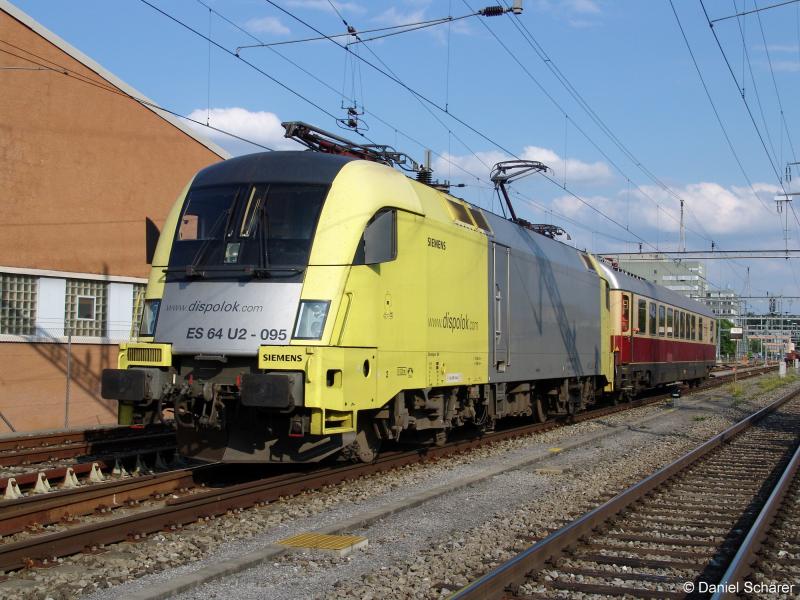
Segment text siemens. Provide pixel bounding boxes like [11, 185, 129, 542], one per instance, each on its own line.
[164, 300, 264, 314]
[262, 353, 304, 362]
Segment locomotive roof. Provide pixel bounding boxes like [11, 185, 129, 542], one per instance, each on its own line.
[192, 151, 356, 188]
[598, 262, 715, 317]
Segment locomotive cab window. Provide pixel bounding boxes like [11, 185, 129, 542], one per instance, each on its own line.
[168, 183, 327, 274]
[353, 209, 397, 265]
[637, 299, 646, 335]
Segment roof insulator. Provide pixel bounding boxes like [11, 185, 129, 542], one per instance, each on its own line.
[479, 5, 505, 17]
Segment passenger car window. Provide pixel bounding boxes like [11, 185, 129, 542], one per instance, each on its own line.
[621, 294, 630, 333]
[699, 317, 704, 342]
[658, 305, 665, 337]
[691, 315, 696, 340]
[667, 308, 673, 338]
[648, 302, 656, 335]
[637, 299, 646, 334]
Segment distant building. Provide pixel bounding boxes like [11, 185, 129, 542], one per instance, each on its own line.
[0, 1, 228, 431]
[705, 288, 740, 319]
[614, 254, 707, 300]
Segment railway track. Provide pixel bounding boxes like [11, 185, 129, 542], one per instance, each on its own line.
[712, 434, 800, 599]
[0, 366, 778, 574]
[453, 383, 800, 599]
[0, 423, 175, 467]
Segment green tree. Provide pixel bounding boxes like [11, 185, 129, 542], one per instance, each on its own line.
[718, 319, 737, 357]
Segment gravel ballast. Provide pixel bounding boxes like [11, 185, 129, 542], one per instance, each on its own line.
[0, 373, 794, 599]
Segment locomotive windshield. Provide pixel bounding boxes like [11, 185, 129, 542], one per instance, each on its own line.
[168, 183, 326, 277]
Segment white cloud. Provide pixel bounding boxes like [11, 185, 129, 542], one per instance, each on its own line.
[432, 146, 611, 184]
[760, 44, 799, 53]
[521, 145, 612, 183]
[245, 16, 290, 36]
[534, 0, 602, 26]
[370, 5, 472, 42]
[285, 0, 365, 14]
[372, 6, 426, 27]
[551, 181, 782, 236]
[186, 107, 300, 153]
[771, 60, 800, 72]
[565, 0, 601, 14]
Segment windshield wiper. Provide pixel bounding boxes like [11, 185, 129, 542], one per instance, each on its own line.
[185, 206, 233, 276]
[162, 264, 305, 278]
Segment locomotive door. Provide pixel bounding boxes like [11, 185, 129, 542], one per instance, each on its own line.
[492, 242, 511, 371]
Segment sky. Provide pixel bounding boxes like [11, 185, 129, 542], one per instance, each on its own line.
[9, 0, 800, 313]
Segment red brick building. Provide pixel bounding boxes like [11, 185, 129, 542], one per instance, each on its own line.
[0, 1, 228, 431]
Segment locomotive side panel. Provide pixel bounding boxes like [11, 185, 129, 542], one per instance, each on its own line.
[482, 215, 604, 384]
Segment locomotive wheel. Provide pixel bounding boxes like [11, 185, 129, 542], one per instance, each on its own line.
[348, 424, 381, 463]
[533, 397, 547, 423]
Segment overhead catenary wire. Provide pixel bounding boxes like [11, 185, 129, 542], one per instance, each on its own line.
[235, 13, 477, 54]
[753, 0, 798, 164]
[137, 0, 340, 123]
[141, 0, 637, 246]
[699, 0, 789, 195]
[711, 0, 800, 23]
[498, 0, 716, 245]
[263, 0, 662, 253]
[192, 0, 493, 188]
[732, 0, 781, 169]
[668, 0, 780, 219]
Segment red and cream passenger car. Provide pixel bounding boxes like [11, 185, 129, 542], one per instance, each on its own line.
[598, 263, 716, 395]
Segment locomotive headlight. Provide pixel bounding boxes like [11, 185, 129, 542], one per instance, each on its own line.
[139, 299, 161, 337]
[293, 300, 330, 340]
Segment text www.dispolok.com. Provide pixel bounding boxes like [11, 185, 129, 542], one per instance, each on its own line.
[428, 313, 479, 332]
[164, 300, 263, 314]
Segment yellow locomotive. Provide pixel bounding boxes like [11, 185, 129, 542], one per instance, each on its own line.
[102, 123, 714, 463]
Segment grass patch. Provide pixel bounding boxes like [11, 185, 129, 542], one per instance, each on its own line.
[729, 384, 743, 398]
[758, 374, 798, 393]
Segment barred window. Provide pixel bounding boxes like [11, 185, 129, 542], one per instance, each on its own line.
[65, 280, 106, 337]
[0, 274, 37, 335]
[131, 283, 146, 338]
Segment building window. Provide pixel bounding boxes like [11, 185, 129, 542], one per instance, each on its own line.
[65, 279, 106, 337]
[0, 273, 37, 335]
[76, 296, 95, 320]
